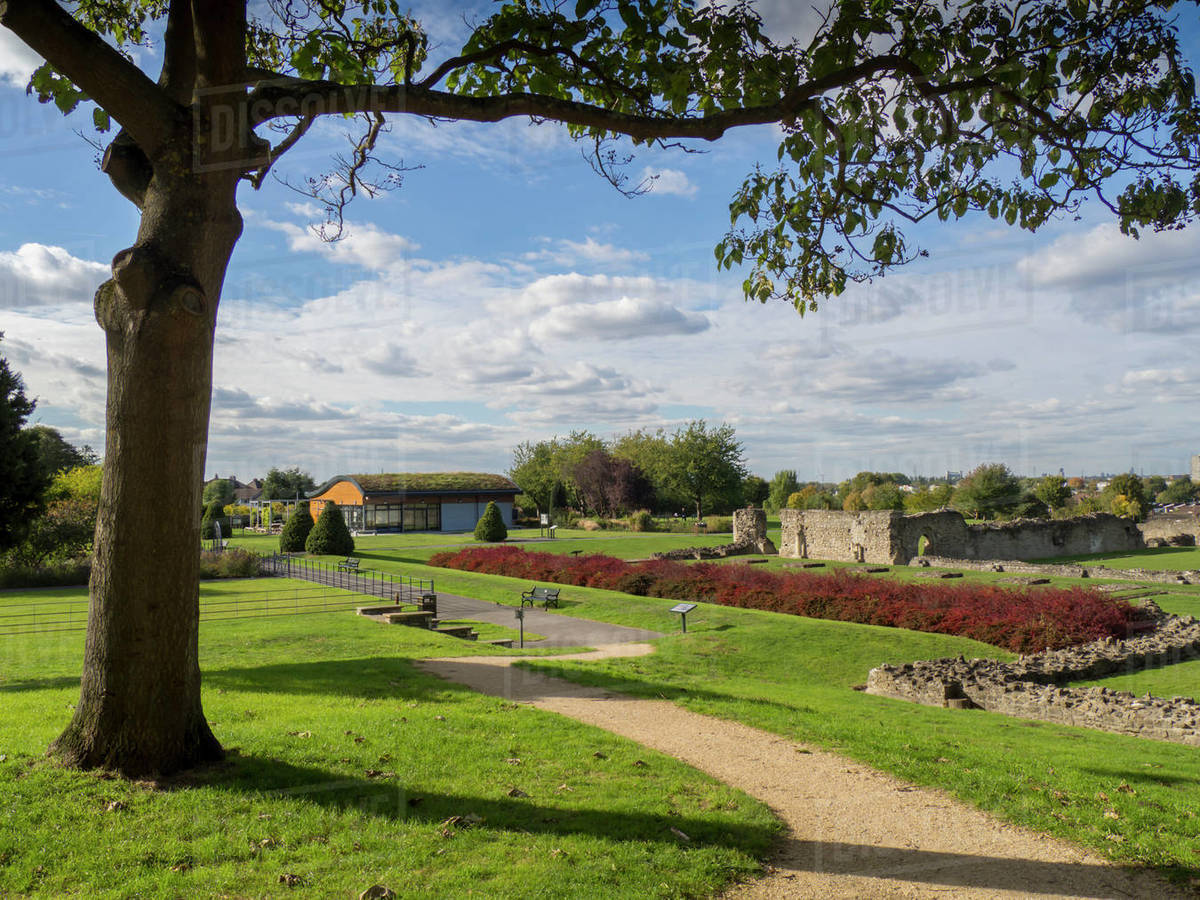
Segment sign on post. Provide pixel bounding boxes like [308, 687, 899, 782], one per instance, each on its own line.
[669, 602, 697, 633]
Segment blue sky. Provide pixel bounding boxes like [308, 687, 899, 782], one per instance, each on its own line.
[1, 3, 1199, 485]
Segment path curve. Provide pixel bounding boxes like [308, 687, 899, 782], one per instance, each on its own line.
[417, 647, 1190, 900]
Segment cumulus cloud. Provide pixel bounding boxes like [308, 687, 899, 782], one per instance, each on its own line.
[529, 295, 710, 341]
[1016, 223, 1200, 332]
[260, 216, 418, 275]
[211, 387, 355, 422]
[641, 167, 697, 197]
[360, 342, 427, 377]
[524, 236, 649, 268]
[0, 243, 108, 308]
[805, 352, 986, 402]
[0, 30, 41, 86]
[1018, 224, 1200, 290]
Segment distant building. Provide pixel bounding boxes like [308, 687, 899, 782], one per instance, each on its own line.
[1192, 455, 1200, 484]
[204, 474, 262, 502]
[308, 473, 518, 533]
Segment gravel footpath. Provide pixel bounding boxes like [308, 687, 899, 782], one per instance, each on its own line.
[417, 645, 1190, 900]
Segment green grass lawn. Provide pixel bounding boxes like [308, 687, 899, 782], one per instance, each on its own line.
[1075, 658, 1200, 703]
[1041, 545, 1200, 571]
[383, 556, 1200, 884]
[11, 531, 1200, 892]
[0, 581, 778, 898]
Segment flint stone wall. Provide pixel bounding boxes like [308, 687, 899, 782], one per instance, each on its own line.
[1140, 513, 1200, 547]
[866, 614, 1200, 746]
[779, 509, 1145, 565]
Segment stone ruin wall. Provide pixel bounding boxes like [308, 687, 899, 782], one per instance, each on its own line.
[1140, 513, 1200, 547]
[777, 509, 911, 564]
[866, 614, 1200, 746]
[779, 509, 1150, 565]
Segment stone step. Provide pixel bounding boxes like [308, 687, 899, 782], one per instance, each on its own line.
[482, 638, 514, 648]
[385, 611, 435, 627]
[434, 625, 477, 640]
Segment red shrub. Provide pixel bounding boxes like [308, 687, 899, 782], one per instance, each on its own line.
[431, 548, 1139, 652]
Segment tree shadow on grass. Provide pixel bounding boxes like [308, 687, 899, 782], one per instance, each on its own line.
[163, 750, 776, 856]
[205, 657, 465, 701]
[0, 674, 80, 694]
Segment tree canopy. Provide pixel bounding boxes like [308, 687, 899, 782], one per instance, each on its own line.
[665, 420, 747, 519]
[261, 467, 317, 501]
[952, 462, 1022, 520]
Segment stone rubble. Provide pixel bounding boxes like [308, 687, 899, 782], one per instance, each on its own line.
[866, 608, 1200, 746]
[913, 555, 1200, 585]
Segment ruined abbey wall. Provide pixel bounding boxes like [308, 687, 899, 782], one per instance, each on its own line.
[779, 509, 1145, 565]
[1140, 513, 1200, 547]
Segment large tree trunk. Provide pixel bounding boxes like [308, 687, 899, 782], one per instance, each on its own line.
[50, 166, 242, 776]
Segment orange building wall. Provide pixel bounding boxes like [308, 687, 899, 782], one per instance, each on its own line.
[309, 480, 365, 520]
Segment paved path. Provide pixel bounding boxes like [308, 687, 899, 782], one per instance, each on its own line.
[417, 648, 1189, 900]
[434, 591, 661, 647]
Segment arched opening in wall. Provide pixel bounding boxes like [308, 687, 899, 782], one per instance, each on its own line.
[917, 534, 933, 557]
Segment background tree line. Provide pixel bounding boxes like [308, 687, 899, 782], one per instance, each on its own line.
[763, 463, 1198, 523]
[509, 420, 755, 523]
[1, 335, 102, 581]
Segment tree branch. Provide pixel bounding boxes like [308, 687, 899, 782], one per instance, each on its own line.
[0, 0, 181, 156]
[248, 51, 1014, 145]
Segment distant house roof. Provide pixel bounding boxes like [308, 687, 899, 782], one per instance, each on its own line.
[310, 472, 518, 499]
[233, 480, 263, 502]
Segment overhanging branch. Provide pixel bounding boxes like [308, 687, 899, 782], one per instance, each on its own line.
[0, 0, 182, 156]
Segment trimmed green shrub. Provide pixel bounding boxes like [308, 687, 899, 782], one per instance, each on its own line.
[474, 501, 508, 542]
[305, 503, 355, 556]
[279, 501, 314, 552]
[626, 510, 655, 532]
[201, 498, 229, 540]
[198, 548, 264, 579]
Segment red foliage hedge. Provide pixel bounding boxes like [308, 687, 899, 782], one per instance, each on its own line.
[429, 546, 1140, 653]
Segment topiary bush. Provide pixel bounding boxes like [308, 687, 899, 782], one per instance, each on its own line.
[279, 502, 314, 552]
[473, 500, 508, 542]
[305, 503, 355, 556]
[201, 498, 229, 540]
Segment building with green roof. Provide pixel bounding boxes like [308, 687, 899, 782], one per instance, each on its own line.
[307, 473, 518, 533]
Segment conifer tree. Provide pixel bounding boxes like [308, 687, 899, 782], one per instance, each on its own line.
[279, 502, 314, 553]
[474, 501, 508, 542]
[305, 503, 355, 556]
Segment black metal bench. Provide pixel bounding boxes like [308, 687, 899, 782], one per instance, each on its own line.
[337, 558, 360, 573]
[520, 586, 560, 609]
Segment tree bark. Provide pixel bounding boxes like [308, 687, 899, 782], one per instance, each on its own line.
[49, 146, 242, 777]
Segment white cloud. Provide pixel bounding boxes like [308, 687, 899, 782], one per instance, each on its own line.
[0, 30, 42, 87]
[1018, 223, 1200, 291]
[0, 243, 108, 308]
[360, 342, 427, 377]
[524, 236, 648, 268]
[260, 216, 418, 275]
[641, 167, 697, 197]
[529, 294, 710, 341]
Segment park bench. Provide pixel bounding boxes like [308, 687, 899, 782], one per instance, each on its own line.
[520, 586, 560, 609]
[337, 558, 361, 573]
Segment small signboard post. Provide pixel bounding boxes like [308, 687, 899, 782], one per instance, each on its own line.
[670, 602, 697, 633]
[514, 606, 525, 648]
